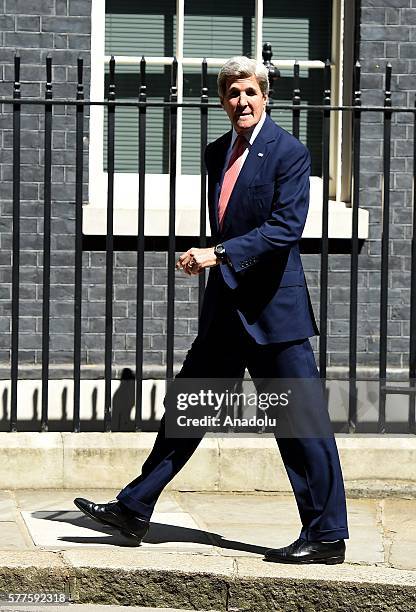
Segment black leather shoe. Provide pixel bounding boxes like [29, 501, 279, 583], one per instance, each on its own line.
[264, 538, 345, 565]
[74, 497, 149, 544]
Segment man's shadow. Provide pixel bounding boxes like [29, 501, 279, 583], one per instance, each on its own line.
[30, 510, 268, 555]
[112, 367, 160, 432]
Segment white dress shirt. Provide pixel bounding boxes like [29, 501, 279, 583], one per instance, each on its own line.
[221, 111, 267, 181]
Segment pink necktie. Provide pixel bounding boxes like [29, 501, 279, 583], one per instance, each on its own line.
[217, 135, 248, 229]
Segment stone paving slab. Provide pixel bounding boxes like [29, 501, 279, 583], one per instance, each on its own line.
[0, 492, 17, 522]
[382, 497, 416, 571]
[21, 510, 213, 552]
[0, 550, 66, 567]
[17, 490, 213, 552]
[178, 491, 301, 525]
[177, 492, 386, 565]
[343, 498, 384, 565]
[0, 522, 28, 550]
[206, 523, 298, 558]
[14, 490, 124, 512]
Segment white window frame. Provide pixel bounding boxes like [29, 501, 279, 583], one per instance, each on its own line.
[85, 0, 368, 238]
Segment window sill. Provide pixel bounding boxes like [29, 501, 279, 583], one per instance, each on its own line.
[83, 200, 369, 239]
[84, 175, 369, 239]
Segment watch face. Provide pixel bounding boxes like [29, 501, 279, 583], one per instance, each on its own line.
[216, 244, 225, 257]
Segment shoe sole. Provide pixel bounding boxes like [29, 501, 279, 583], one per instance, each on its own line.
[73, 499, 148, 544]
[264, 555, 345, 565]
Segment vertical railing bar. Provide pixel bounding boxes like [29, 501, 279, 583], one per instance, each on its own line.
[198, 58, 208, 319]
[409, 91, 416, 435]
[349, 61, 361, 433]
[104, 56, 116, 432]
[73, 58, 84, 433]
[319, 60, 331, 380]
[292, 60, 300, 139]
[166, 58, 178, 380]
[262, 43, 279, 115]
[378, 63, 392, 434]
[135, 57, 146, 432]
[41, 55, 53, 432]
[10, 54, 21, 432]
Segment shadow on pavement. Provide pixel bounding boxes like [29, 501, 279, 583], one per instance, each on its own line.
[31, 510, 268, 555]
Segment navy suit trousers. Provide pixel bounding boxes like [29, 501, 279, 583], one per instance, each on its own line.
[117, 307, 349, 542]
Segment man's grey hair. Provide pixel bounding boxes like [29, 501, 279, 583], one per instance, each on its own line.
[217, 56, 270, 99]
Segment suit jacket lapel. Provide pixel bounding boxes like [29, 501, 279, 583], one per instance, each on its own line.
[221, 121, 276, 234]
[208, 131, 231, 236]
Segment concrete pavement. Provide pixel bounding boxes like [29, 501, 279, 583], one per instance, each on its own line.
[0, 489, 415, 611]
[1, 608, 216, 612]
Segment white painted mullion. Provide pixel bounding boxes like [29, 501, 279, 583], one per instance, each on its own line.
[88, 0, 106, 207]
[255, 0, 264, 62]
[176, 0, 185, 177]
[335, 0, 344, 203]
[330, 0, 343, 200]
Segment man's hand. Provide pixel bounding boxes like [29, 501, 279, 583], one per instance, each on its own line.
[176, 247, 219, 275]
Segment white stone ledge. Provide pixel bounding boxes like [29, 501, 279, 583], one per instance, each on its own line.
[83, 202, 369, 239]
[83, 174, 369, 238]
[0, 432, 414, 491]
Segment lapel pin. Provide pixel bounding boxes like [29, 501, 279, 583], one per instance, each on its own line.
[258, 152, 264, 157]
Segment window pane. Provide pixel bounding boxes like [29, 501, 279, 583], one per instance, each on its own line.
[103, 68, 171, 174]
[263, 0, 331, 65]
[105, 0, 176, 56]
[264, 0, 332, 175]
[270, 70, 325, 176]
[182, 69, 230, 175]
[104, 1, 175, 173]
[184, 0, 254, 58]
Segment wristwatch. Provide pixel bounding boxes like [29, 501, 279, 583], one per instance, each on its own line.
[214, 243, 227, 262]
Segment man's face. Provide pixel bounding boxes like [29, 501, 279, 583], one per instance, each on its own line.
[221, 75, 267, 134]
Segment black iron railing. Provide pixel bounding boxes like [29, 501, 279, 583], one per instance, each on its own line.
[2, 46, 416, 434]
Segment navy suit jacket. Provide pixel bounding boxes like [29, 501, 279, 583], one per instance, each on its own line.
[200, 114, 319, 345]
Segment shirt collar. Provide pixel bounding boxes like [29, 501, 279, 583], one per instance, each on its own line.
[230, 111, 267, 148]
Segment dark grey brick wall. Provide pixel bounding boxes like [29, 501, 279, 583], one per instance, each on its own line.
[0, 0, 93, 372]
[342, 0, 415, 372]
[304, 0, 416, 373]
[0, 0, 415, 378]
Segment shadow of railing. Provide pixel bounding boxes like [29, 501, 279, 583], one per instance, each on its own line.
[0, 367, 161, 432]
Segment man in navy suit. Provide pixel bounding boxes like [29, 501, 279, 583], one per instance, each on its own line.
[75, 57, 349, 564]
